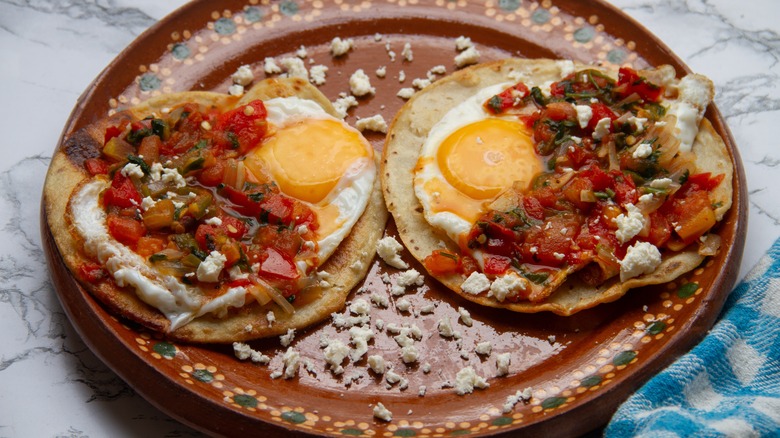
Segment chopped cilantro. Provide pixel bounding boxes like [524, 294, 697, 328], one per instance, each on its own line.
[487, 95, 503, 114]
[148, 253, 167, 263]
[126, 154, 151, 175]
[530, 87, 547, 106]
[248, 192, 265, 202]
[151, 118, 170, 140]
[679, 169, 690, 185]
[227, 131, 240, 149]
[522, 271, 549, 285]
[439, 251, 458, 260]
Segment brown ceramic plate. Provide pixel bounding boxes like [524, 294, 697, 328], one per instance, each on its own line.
[42, 0, 747, 436]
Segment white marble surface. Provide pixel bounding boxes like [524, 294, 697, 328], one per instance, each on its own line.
[1, 0, 778, 436]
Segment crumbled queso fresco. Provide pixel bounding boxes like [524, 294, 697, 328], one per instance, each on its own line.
[224, 34, 563, 416]
[373, 402, 393, 421]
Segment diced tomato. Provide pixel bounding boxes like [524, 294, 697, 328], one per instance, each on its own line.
[137, 135, 161, 165]
[219, 185, 297, 225]
[580, 165, 613, 192]
[160, 105, 205, 155]
[198, 160, 225, 187]
[104, 124, 124, 144]
[611, 171, 638, 205]
[84, 157, 109, 175]
[484, 82, 530, 114]
[163, 130, 201, 156]
[460, 255, 480, 276]
[219, 215, 247, 239]
[587, 102, 618, 131]
[577, 214, 611, 250]
[520, 214, 580, 266]
[531, 186, 559, 210]
[472, 220, 518, 258]
[682, 172, 725, 194]
[291, 201, 318, 231]
[424, 250, 461, 276]
[523, 196, 545, 221]
[483, 255, 511, 275]
[103, 172, 142, 208]
[227, 278, 252, 288]
[663, 189, 716, 245]
[519, 113, 539, 130]
[107, 214, 146, 246]
[253, 225, 302, 259]
[259, 194, 294, 225]
[136, 236, 167, 258]
[79, 262, 106, 283]
[562, 176, 594, 211]
[549, 70, 616, 101]
[533, 102, 578, 154]
[220, 186, 261, 217]
[258, 247, 299, 281]
[544, 102, 577, 122]
[646, 211, 672, 248]
[214, 100, 268, 154]
[221, 240, 243, 267]
[615, 67, 663, 102]
[195, 224, 222, 251]
[243, 246, 264, 266]
[565, 142, 598, 168]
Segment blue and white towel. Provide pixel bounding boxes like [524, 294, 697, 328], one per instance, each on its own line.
[606, 238, 780, 437]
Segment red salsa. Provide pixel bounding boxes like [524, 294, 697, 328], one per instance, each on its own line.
[82, 100, 320, 305]
[424, 67, 723, 302]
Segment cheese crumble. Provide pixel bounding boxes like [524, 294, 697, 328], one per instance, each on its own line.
[330, 37, 354, 56]
[461, 272, 490, 295]
[349, 69, 376, 97]
[377, 236, 409, 269]
[355, 114, 388, 133]
[373, 402, 393, 421]
[454, 366, 489, 395]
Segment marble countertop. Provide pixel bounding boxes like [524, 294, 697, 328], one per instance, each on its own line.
[1, 0, 778, 436]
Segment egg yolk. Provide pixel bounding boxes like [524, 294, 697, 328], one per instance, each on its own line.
[437, 118, 541, 200]
[244, 118, 371, 204]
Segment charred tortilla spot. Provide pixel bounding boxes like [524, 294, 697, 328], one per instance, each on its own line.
[63, 129, 102, 167]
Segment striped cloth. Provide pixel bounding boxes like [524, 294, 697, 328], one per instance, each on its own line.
[606, 237, 780, 437]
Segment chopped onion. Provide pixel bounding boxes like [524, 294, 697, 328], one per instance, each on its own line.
[224, 159, 238, 188]
[607, 141, 620, 171]
[547, 171, 575, 190]
[637, 195, 664, 214]
[254, 276, 295, 314]
[698, 234, 721, 256]
[246, 284, 272, 306]
[595, 245, 621, 279]
[580, 189, 597, 203]
[235, 160, 246, 190]
[614, 92, 640, 108]
[156, 248, 184, 260]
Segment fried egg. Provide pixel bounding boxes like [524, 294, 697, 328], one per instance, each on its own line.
[243, 96, 376, 263]
[413, 83, 542, 245]
[68, 96, 375, 329]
